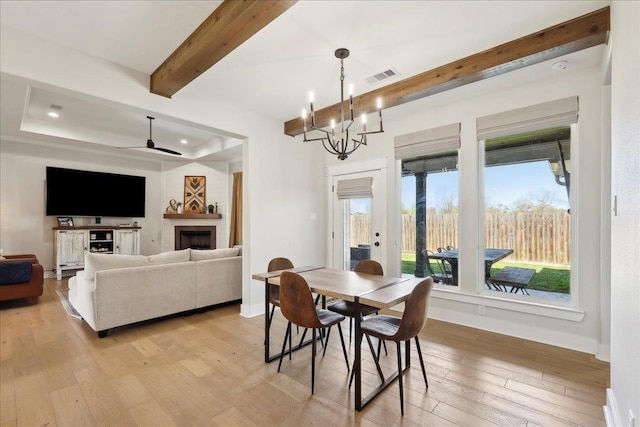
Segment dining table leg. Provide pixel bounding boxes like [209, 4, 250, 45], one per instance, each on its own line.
[264, 278, 270, 363]
[354, 297, 363, 411]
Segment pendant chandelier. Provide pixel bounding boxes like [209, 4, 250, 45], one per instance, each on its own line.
[302, 48, 384, 160]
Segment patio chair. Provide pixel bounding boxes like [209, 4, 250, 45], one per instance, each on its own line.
[422, 249, 453, 285]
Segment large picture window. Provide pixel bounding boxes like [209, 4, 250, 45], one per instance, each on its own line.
[395, 123, 460, 285]
[477, 97, 577, 302]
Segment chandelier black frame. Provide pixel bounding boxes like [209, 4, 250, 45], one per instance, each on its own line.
[301, 48, 384, 160]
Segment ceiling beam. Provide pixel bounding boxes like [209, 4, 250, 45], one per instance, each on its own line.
[284, 6, 609, 137]
[151, 0, 297, 98]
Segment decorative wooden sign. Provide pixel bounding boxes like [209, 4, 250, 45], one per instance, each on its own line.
[184, 176, 206, 213]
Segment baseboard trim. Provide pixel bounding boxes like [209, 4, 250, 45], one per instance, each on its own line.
[604, 388, 622, 427]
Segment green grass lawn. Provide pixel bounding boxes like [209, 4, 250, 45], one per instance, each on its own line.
[401, 252, 569, 293]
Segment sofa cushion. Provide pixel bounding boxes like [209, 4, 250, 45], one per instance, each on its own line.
[84, 250, 194, 278]
[0, 261, 33, 285]
[147, 249, 191, 264]
[84, 253, 150, 278]
[190, 247, 240, 261]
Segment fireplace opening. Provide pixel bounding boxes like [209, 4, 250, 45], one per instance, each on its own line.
[175, 226, 216, 250]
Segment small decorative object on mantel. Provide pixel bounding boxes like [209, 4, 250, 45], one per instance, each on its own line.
[208, 204, 215, 214]
[165, 199, 178, 214]
[184, 176, 206, 213]
[57, 217, 74, 227]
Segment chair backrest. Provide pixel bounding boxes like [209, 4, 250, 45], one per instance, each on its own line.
[394, 277, 434, 342]
[268, 257, 294, 272]
[354, 259, 383, 276]
[421, 250, 437, 276]
[279, 271, 323, 329]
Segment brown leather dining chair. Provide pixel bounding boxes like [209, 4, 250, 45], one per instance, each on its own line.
[328, 259, 384, 342]
[277, 271, 350, 394]
[267, 257, 295, 330]
[360, 277, 434, 415]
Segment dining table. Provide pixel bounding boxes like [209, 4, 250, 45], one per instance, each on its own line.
[252, 266, 424, 411]
[429, 248, 513, 286]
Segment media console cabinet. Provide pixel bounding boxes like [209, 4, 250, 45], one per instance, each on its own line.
[53, 226, 141, 280]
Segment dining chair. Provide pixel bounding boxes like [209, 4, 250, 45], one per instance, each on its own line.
[267, 257, 295, 330]
[277, 271, 350, 394]
[422, 249, 453, 285]
[360, 277, 434, 415]
[328, 259, 382, 342]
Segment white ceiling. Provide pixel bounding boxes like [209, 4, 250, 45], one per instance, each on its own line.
[0, 0, 609, 162]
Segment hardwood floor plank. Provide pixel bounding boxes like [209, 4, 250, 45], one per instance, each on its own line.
[13, 371, 57, 427]
[128, 399, 178, 427]
[49, 383, 98, 426]
[108, 373, 154, 409]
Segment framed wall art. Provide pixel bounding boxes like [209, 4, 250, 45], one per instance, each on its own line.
[184, 176, 206, 213]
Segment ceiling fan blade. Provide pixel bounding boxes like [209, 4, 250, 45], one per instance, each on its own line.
[117, 146, 148, 149]
[152, 146, 182, 156]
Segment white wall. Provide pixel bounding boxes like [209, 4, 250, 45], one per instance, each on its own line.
[606, 2, 640, 426]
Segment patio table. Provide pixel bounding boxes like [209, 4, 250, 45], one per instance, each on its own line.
[429, 248, 513, 286]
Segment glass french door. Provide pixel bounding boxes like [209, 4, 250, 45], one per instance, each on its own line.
[331, 170, 385, 271]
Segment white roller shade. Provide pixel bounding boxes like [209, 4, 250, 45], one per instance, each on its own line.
[336, 177, 373, 199]
[394, 123, 461, 160]
[477, 96, 578, 141]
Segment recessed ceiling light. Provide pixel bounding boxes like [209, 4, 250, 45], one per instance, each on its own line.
[48, 104, 62, 118]
[180, 139, 188, 144]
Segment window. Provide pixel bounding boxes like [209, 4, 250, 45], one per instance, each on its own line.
[395, 123, 460, 284]
[477, 97, 577, 302]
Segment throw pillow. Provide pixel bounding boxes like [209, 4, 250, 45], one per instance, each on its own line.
[147, 249, 191, 264]
[190, 247, 240, 261]
[84, 253, 150, 278]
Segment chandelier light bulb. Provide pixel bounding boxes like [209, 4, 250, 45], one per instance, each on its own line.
[309, 91, 314, 102]
[349, 84, 354, 96]
[330, 119, 335, 129]
[301, 108, 307, 119]
[361, 113, 366, 124]
[377, 98, 382, 109]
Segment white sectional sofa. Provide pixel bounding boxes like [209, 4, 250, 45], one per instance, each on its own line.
[68, 247, 242, 337]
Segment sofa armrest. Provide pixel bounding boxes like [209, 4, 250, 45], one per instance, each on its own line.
[1, 254, 39, 264]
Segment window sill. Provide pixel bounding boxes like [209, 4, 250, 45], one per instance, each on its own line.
[431, 286, 584, 322]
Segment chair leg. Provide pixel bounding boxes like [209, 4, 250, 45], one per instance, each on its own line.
[289, 321, 293, 360]
[349, 333, 384, 388]
[349, 317, 352, 343]
[377, 339, 388, 359]
[322, 327, 332, 357]
[336, 322, 350, 371]
[414, 336, 428, 388]
[311, 328, 316, 394]
[366, 334, 385, 383]
[277, 322, 292, 373]
[397, 341, 404, 415]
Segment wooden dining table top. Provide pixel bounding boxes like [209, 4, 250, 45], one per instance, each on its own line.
[253, 267, 419, 307]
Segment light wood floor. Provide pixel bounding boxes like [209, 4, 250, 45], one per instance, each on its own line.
[0, 278, 609, 427]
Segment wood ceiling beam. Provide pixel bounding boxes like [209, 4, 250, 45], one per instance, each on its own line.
[151, 0, 297, 98]
[284, 6, 609, 137]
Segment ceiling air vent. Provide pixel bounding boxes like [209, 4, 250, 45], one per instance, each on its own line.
[364, 68, 400, 86]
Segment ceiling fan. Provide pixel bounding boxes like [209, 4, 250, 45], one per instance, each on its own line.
[118, 116, 182, 156]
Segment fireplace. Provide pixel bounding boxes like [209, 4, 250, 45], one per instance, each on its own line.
[175, 226, 216, 250]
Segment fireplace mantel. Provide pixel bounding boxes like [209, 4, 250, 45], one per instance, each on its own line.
[163, 213, 221, 219]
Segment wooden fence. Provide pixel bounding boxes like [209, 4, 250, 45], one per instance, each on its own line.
[352, 211, 570, 264]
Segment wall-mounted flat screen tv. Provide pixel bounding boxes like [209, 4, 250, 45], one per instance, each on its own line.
[46, 166, 146, 217]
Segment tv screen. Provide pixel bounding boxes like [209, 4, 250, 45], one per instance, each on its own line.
[46, 166, 146, 217]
